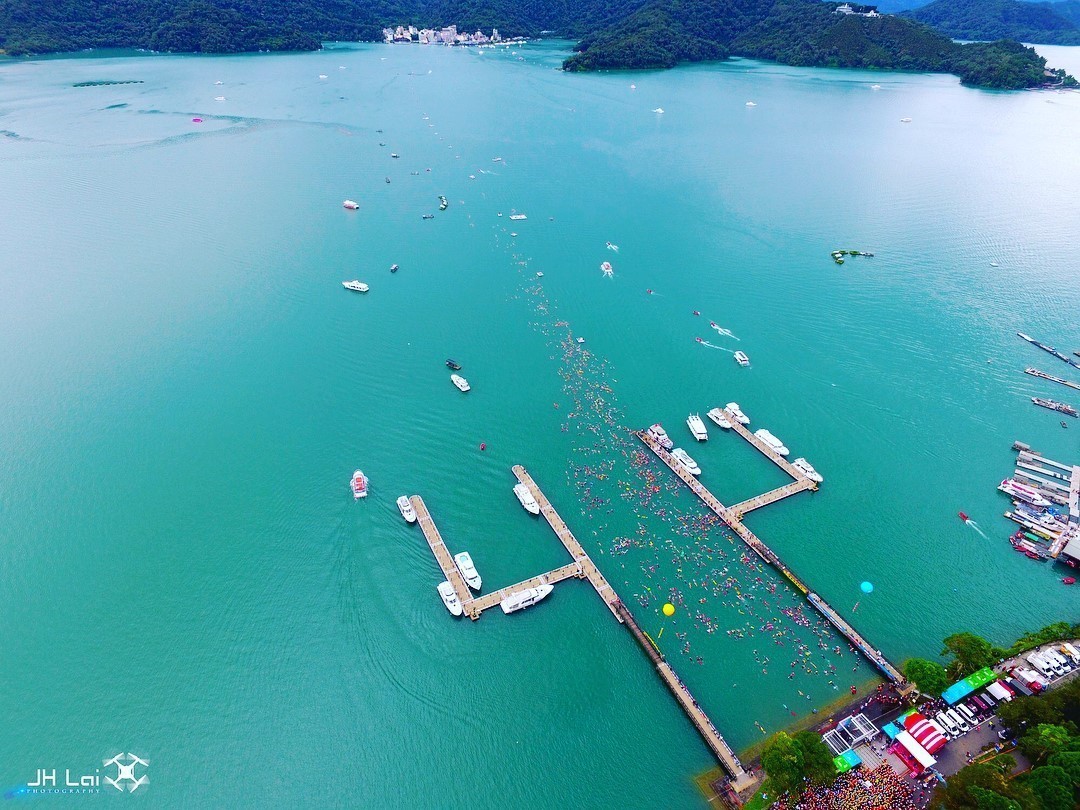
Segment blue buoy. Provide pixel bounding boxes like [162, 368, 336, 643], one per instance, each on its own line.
[860, 581, 874, 594]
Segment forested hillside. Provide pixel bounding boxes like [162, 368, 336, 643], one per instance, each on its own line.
[904, 0, 1080, 46]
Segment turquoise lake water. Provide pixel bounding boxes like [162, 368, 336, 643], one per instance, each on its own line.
[1, 40, 1078, 806]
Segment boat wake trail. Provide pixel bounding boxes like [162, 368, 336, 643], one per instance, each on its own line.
[606, 242, 619, 252]
[710, 322, 740, 340]
[696, 339, 732, 352]
[965, 519, 988, 539]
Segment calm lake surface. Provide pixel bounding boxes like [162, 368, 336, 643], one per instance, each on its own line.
[1, 40, 1078, 807]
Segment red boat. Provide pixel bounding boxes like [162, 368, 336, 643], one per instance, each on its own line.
[695, 337, 703, 343]
[1064, 577, 1076, 585]
[958, 512, 969, 522]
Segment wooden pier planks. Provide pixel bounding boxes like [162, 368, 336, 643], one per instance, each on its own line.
[411, 495, 473, 608]
[465, 562, 584, 615]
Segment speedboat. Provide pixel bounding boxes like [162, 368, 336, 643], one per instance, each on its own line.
[793, 458, 823, 483]
[734, 350, 750, 367]
[451, 374, 470, 392]
[725, 403, 750, 425]
[390, 153, 400, 158]
[397, 496, 417, 523]
[454, 552, 482, 591]
[509, 213, 527, 221]
[437, 581, 463, 616]
[343, 199, 359, 210]
[500, 583, 553, 614]
[671, 448, 702, 476]
[958, 511, 969, 522]
[514, 483, 541, 515]
[350, 470, 368, 499]
[706, 408, 732, 429]
[385, 177, 391, 184]
[652, 107, 664, 114]
[342, 280, 369, 292]
[687, 413, 708, 441]
[646, 423, 674, 450]
[422, 214, 434, 220]
[999, 478, 1051, 508]
[390, 264, 399, 273]
[754, 429, 789, 456]
[446, 359, 462, 370]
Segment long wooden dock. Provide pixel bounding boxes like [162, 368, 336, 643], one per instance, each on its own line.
[411, 495, 473, 609]
[465, 562, 584, 615]
[635, 429, 906, 685]
[512, 465, 623, 621]
[724, 411, 817, 486]
[730, 479, 816, 519]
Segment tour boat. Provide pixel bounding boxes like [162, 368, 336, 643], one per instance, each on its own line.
[500, 583, 553, 614]
[652, 107, 664, 114]
[422, 214, 435, 219]
[446, 359, 462, 370]
[600, 261, 613, 274]
[343, 199, 360, 210]
[646, 423, 674, 450]
[1032, 397, 1078, 417]
[397, 495, 417, 523]
[439, 196, 448, 210]
[745, 101, 757, 107]
[342, 280, 369, 292]
[350, 470, 369, 499]
[509, 213, 527, 221]
[998, 478, 1052, 508]
[754, 429, 790, 457]
[734, 350, 750, 367]
[725, 403, 750, 425]
[793, 458, 824, 483]
[671, 448, 702, 476]
[514, 483, 541, 515]
[686, 413, 709, 441]
[437, 581, 463, 616]
[706, 408, 733, 429]
[454, 551, 482, 591]
[451, 374, 471, 392]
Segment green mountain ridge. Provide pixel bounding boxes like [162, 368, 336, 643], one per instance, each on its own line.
[0, 0, 1074, 91]
[903, 0, 1080, 46]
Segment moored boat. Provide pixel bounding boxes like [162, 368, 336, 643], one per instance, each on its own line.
[397, 495, 417, 523]
[500, 583, 553, 614]
[671, 448, 702, 476]
[343, 199, 359, 210]
[686, 414, 709, 441]
[646, 423, 674, 450]
[437, 581, 463, 616]
[725, 403, 750, 425]
[706, 408, 732, 429]
[454, 551, 482, 591]
[734, 350, 750, 367]
[514, 482, 541, 515]
[342, 280, 369, 292]
[451, 374, 471, 392]
[999, 478, 1052, 508]
[350, 470, 369, 499]
[754, 429, 790, 456]
[792, 458, 823, 483]
[509, 213, 527, 221]
[1032, 397, 1078, 417]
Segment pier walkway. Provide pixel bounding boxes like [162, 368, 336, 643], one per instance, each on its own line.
[635, 429, 906, 686]
[465, 562, 584, 616]
[411, 495, 472, 609]
[513, 465, 622, 621]
[730, 479, 816, 519]
[724, 411, 816, 485]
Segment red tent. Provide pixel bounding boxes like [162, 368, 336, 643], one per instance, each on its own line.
[903, 713, 948, 754]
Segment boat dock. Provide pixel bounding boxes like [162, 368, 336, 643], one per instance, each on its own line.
[411, 495, 473, 610]
[1006, 446, 1080, 560]
[1025, 367, 1080, 391]
[635, 415, 906, 686]
[1017, 332, 1080, 372]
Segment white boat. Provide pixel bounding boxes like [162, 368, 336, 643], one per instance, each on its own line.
[397, 495, 417, 523]
[687, 413, 709, 442]
[646, 423, 674, 450]
[350, 470, 368, 499]
[652, 107, 664, 114]
[437, 581, 463, 616]
[999, 478, 1051, 508]
[451, 374, 471, 392]
[500, 583, 553, 614]
[514, 483, 541, 515]
[745, 101, 757, 107]
[671, 448, 702, 476]
[900, 117, 912, 123]
[342, 280, 369, 292]
[754, 429, 790, 457]
[509, 213, 527, 221]
[725, 403, 750, 425]
[342, 199, 360, 210]
[454, 552, 482, 591]
[734, 350, 750, 367]
[706, 408, 732, 429]
[792, 458, 823, 483]
[576, 337, 585, 344]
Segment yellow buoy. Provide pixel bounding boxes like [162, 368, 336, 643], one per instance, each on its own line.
[662, 603, 675, 617]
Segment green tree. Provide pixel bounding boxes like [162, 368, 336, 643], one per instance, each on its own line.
[904, 657, 951, 695]
[1020, 724, 1071, 764]
[933, 761, 1030, 810]
[997, 694, 1061, 734]
[1047, 750, 1080, 786]
[941, 632, 997, 677]
[1024, 765, 1074, 810]
[792, 731, 835, 786]
[760, 731, 805, 797]
[968, 786, 1020, 810]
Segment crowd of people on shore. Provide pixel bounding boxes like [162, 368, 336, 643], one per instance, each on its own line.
[780, 765, 919, 810]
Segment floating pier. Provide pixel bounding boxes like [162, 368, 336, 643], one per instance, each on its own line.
[1025, 367, 1080, 391]
[636, 413, 906, 686]
[410, 472, 757, 794]
[1007, 445, 1080, 560]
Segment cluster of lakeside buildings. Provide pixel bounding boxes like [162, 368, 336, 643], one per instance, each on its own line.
[382, 25, 523, 46]
[834, 3, 882, 16]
